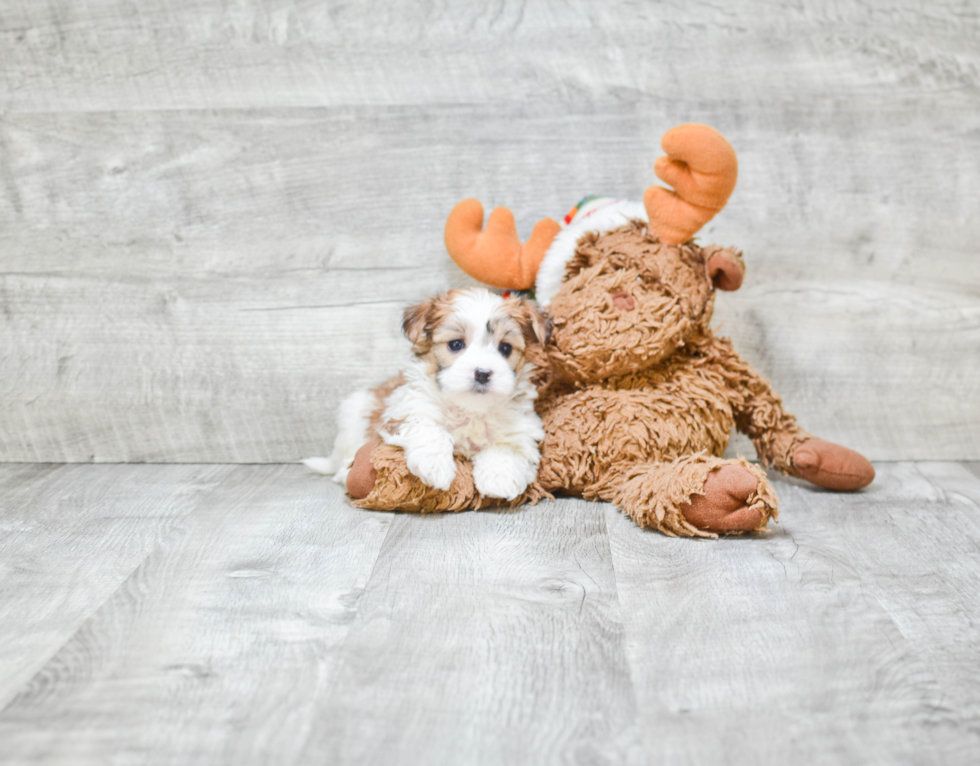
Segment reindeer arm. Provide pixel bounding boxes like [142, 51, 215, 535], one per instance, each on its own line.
[706, 336, 811, 473]
[706, 336, 874, 490]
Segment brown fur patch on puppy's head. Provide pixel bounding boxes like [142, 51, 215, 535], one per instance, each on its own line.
[500, 294, 552, 346]
[498, 294, 552, 387]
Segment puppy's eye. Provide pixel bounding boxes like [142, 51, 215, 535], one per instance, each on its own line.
[498, 342, 512, 358]
[448, 339, 465, 352]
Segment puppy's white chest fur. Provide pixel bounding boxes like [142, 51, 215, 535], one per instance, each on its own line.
[443, 404, 493, 456]
[432, 392, 541, 459]
[380, 362, 542, 459]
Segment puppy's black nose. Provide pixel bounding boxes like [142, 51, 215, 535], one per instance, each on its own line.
[474, 368, 492, 385]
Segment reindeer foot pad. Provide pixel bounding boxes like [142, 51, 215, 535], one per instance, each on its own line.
[680, 462, 776, 534]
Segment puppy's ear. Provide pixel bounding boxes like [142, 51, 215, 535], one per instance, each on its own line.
[520, 302, 553, 389]
[402, 298, 434, 352]
[515, 298, 552, 345]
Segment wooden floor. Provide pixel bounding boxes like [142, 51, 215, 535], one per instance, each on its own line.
[1, 462, 978, 764]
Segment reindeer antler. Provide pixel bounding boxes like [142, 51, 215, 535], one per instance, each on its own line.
[444, 199, 561, 290]
[445, 124, 736, 287]
[644, 124, 738, 246]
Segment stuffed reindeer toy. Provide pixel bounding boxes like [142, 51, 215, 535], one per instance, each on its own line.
[342, 124, 874, 537]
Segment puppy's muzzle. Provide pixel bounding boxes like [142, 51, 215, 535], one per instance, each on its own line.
[474, 368, 493, 385]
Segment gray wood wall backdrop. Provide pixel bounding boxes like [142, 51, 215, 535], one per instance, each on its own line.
[1, 0, 978, 463]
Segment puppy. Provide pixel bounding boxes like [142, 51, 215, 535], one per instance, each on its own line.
[306, 287, 550, 501]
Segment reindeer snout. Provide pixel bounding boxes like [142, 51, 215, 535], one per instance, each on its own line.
[610, 291, 636, 311]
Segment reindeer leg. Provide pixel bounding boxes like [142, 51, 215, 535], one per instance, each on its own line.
[610, 454, 778, 538]
[790, 439, 875, 491]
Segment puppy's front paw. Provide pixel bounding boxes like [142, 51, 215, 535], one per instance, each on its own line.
[406, 442, 457, 491]
[473, 449, 532, 501]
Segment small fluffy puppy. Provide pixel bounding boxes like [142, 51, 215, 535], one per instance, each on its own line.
[306, 287, 550, 501]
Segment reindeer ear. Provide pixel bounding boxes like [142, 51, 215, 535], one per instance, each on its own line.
[704, 246, 745, 291]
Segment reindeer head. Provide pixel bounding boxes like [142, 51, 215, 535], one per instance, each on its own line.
[443, 123, 743, 382]
[544, 224, 744, 382]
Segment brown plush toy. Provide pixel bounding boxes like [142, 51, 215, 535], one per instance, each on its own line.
[346, 124, 874, 537]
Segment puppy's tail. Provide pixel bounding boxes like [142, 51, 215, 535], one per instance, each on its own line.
[304, 387, 379, 483]
[302, 457, 338, 475]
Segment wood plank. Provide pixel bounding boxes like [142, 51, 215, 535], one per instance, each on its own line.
[2, 103, 979, 284]
[0, 273, 421, 462]
[298, 498, 643, 765]
[1, 462, 978, 763]
[0, 463, 233, 709]
[0, 463, 63, 497]
[605, 463, 980, 763]
[1, 1, 976, 113]
[0, 465, 393, 765]
[0, 108, 472, 274]
[1, 269, 975, 462]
